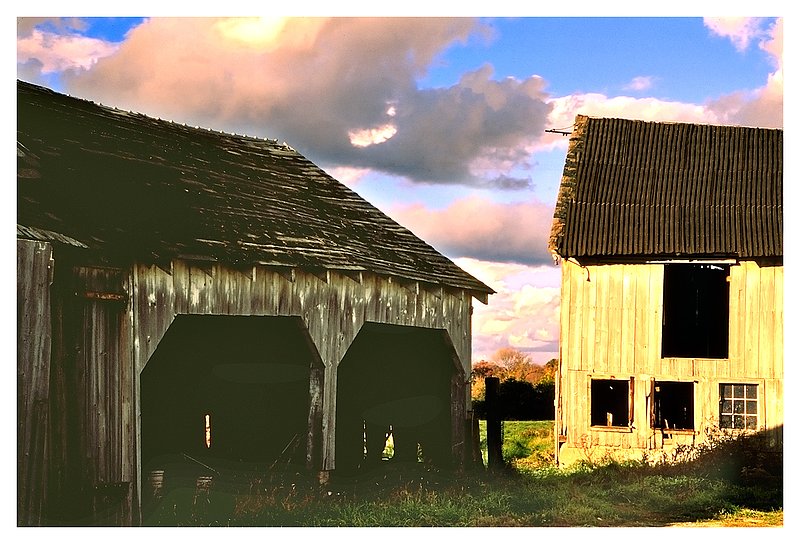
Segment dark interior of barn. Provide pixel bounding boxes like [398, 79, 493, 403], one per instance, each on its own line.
[335, 323, 461, 474]
[140, 315, 320, 504]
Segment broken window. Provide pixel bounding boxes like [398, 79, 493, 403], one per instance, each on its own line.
[652, 381, 694, 431]
[719, 383, 758, 430]
[661, 264, 730, 359]
[590, 378, 633, 428]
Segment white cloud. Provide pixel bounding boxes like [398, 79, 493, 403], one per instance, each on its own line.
[704, 17, 768, 52]
[456, 257, 560, 363]
[17, 28, 118, 74]
[624, 75, 656, 92]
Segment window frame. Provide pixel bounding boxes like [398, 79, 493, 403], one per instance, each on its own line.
[649, 379, 696, 434]
[719, 382, 760, 431]
[589, 376, 635, 432]
[661, 262, 731, 359]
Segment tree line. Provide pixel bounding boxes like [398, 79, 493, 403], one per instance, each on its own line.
[471, 347, 556, 421]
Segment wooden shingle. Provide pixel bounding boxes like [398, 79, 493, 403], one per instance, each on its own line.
[17, 80, 493, 296]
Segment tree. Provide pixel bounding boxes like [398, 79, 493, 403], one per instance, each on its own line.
[470, 360, 501, 400]
[471, 349, 559, 420]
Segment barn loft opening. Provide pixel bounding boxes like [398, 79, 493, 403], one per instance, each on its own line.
[653, 381, 694, 431]
[335, 323, 463, 474]
[140, 315, 322, 500]
[662, 263, 730, 359]
[590, 378, 633, 428]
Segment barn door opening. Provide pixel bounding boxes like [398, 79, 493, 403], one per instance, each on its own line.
[335, 323, 464, 474]
[140, 315, 323, 504]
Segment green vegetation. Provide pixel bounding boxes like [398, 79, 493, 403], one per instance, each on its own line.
[143, 420, 782, 527]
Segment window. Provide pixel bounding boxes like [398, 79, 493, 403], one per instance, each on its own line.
[662, 264, 730, 359]
[719, 384, 758, 430]
[591, 378, 633, 427]
[653, 381, 694, 431]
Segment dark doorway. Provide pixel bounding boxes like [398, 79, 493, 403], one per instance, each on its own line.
[140, 315, 322, 499]
[335, 323, 463, 474]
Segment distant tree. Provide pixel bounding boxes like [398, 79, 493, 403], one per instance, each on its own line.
[471, 349, 558, 420]
[470, 359, 501, 400]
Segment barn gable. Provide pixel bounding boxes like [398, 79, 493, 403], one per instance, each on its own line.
[548, 115, 783, 467]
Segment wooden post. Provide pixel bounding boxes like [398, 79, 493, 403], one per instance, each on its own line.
[485, 377, 503, 470]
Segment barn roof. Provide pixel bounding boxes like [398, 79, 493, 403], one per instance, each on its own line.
[548, 115, 783, 261]
[17, 80, 493, 296]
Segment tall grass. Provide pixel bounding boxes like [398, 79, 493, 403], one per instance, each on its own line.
[142, 421, 782, 527]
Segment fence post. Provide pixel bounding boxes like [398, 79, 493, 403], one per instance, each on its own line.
[485, 377, 503, 470]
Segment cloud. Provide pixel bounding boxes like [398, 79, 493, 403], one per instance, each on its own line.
[623, 75, 656, 92]
[17, 26, 118, 73]
[22, 17, 551, 189]
[705, 17, 782, 129]
[704, 17, 770, 52]
[455, 258, 560, 363]
[540, 17, 782, 148]
[389, 196, 556, 266]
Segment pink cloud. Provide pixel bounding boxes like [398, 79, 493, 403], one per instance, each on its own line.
[17, 27, 118, 73]
[388, 195, 555, 266]
[455, 258, 560, 364]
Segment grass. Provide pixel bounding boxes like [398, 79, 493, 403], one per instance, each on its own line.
[142, 420, 783, 527]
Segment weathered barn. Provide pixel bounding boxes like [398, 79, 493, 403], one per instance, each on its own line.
[548, 115, 782, 465]
[17, 80, 494, 526]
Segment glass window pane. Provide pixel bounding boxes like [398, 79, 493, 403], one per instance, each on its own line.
[734, 384, 744, 398]
[746, 385, 758, 399]
[734, 400, 744, 414]
[733, 415, 744, 429]
[721, 384, 733, 398]
[721, 400, 733, 414]
[720, 415, 732, 428]
[746, 401, 758, 415]
[745, 416, 757, 430]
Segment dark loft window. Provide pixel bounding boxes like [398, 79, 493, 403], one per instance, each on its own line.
[591, 378, 633, 427]
[719, 383, 758, 430]
[653, 381, 694, 431]
[662, 264, 730, 359]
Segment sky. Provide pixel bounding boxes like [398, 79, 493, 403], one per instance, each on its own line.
[15, 7, 786, 366]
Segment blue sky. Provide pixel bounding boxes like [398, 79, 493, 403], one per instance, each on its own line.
[16, 11, 785, 363]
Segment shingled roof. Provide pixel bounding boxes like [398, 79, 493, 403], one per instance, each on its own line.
[549, 115, 783, 261]
[17, 80, 493, 296]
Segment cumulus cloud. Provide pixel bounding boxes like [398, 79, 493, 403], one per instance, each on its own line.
[455, 258, 560, 363]
[389, 195, 555, 266]
[704, 17, 769, 52]
[17, 24, 117, 74]
[22, 16, 551, 189]
[706, 17, 782, 129]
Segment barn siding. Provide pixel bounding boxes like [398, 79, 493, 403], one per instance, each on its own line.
[17, 240, 54, 526]
[556, 259, 783, 465]
[129, 260, 473, 477]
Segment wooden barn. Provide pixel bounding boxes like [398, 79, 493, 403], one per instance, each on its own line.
[17, 80, 494, 526]
[548, 115, 783, 466]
